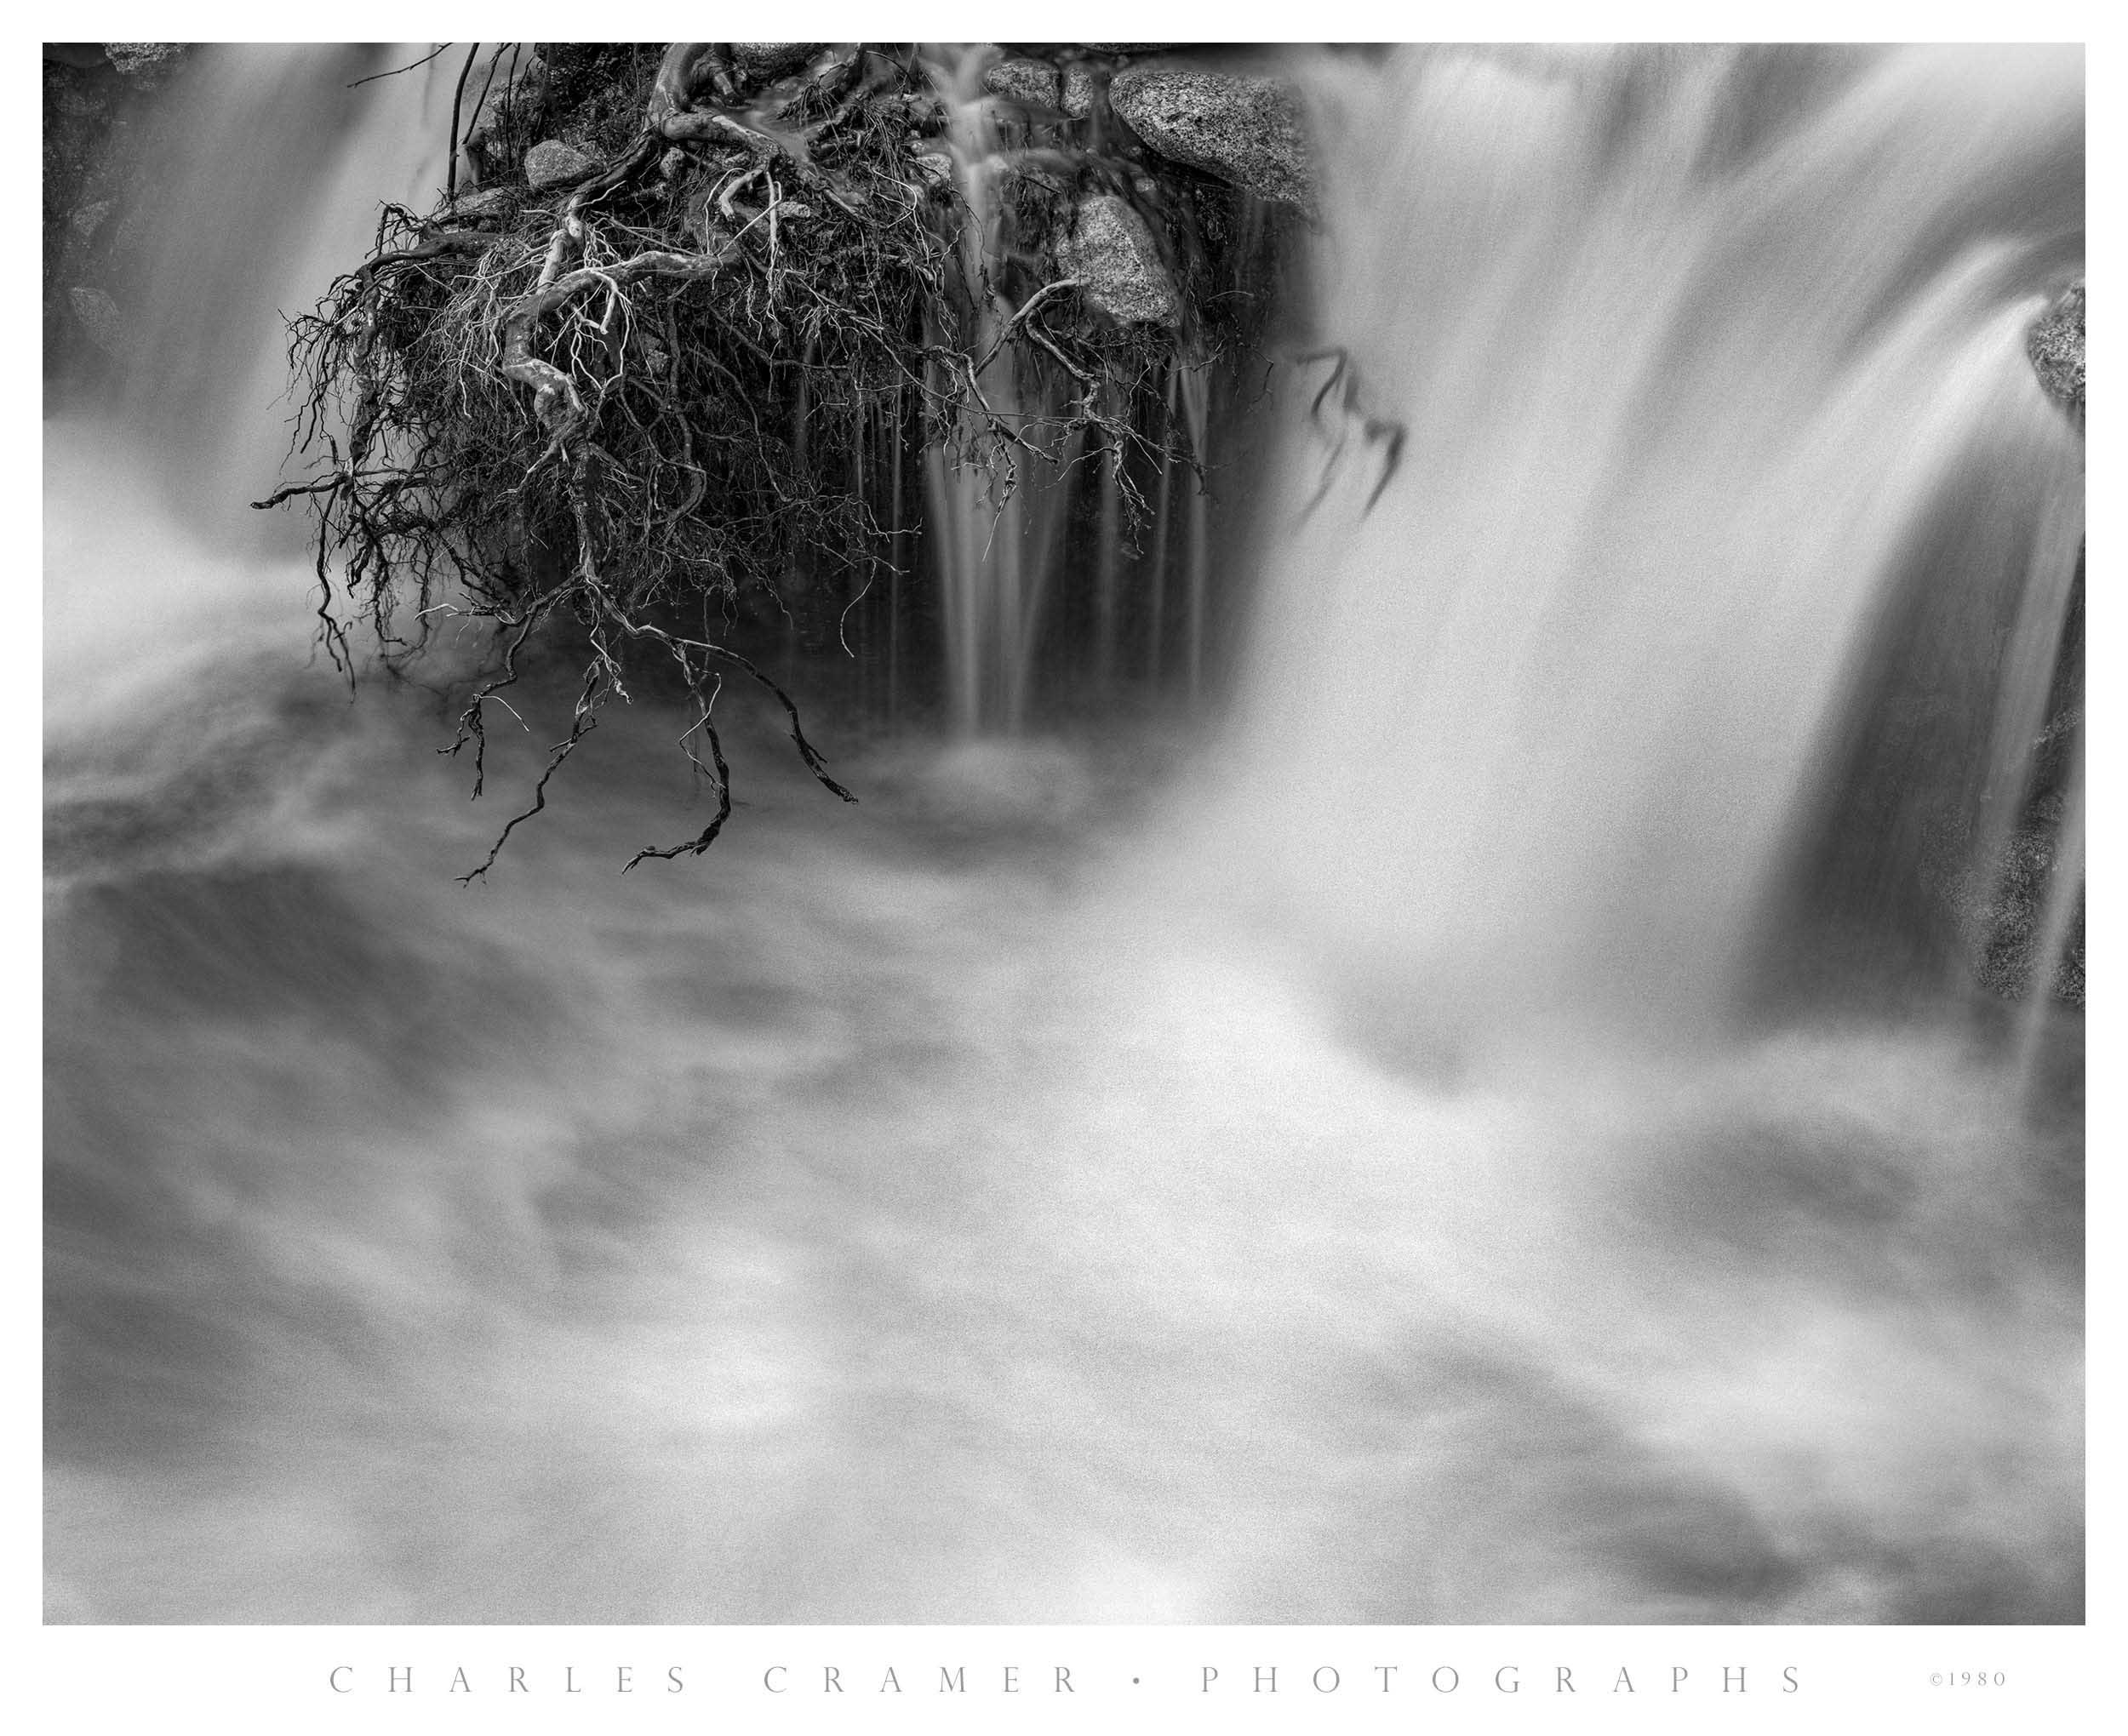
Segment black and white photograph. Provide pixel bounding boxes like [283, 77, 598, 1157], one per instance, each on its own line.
[35, 14, 2097, 1722]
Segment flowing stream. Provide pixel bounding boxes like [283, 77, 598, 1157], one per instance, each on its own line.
[43, 43, 2082, 1623]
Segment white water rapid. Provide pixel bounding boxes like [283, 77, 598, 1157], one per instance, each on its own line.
[43, 43, 2081, 1625]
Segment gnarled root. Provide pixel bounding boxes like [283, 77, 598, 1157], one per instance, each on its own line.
[264, 40, 1227, 877]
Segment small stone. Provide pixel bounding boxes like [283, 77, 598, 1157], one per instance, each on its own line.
[2027, 280, 2084, 425]
[910, 151, 955, 190]
[1055, 194, 1176, 326]
[71, 200, 117, 243]
[103, 43, 188, 82]
[1110, 67, 1313, 209]
[68, 286, 129, 358]
[441, 186, 515, 226]
[1061, 63, 1103, 120]
[523, 139, 597, 192]
[985, 58, 1062, 108]
[730, 44, 826, 83]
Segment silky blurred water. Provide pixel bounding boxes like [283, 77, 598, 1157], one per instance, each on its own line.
[43, 43, 2082, 1623]
[1218, 45, 2084, 1048]
[40, 449, 2083, 1622]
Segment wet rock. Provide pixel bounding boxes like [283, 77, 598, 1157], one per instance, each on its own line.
[523, 139, 596, 192]
[1056, 194, 1177, 325]
[985, 57, 1062, 107]
[71, 199, 117, 243]
[910, 149, 955, 191]
[731, 43, 826, 83]
[2027, 280, 2084, 425]
[103, 43, 187, 83]
[68, 286, 128, 358]
[1110, 66, 1313, 209]
[1061, 62, 1104, 119]
[440, 186, 516, 226]
[1967, 790, 2084, 1006]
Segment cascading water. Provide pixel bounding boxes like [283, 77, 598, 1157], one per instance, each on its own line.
[921, 46, 1221, 730]
[923, 45, 1070, 734]
[45, 43, 2080, 1627]
[1212, 44, 2085, 1060]
[1176, 363, 1212, 697]
[117, 45, 456, 548]
[47, 43, 453, 790]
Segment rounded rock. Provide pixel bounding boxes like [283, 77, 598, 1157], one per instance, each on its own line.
[523, 139, 597, 192]
[985, 57, 1063, 108]
[1055, 194, 1177, 326]
[731, 43, 827, 83]
[1061, 62, 1104, 120]
[103, 43, 188, 82]
[1109, 66, 1312, 209]
[2027, 280, 2084, 425]
[71, 199, 117, 243]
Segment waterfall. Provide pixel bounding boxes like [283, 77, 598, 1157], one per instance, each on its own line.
[1176, 361, 1212, 697]
[109, 44, 455, 547]
[923, 46, 1072, 734]
[1212, 44, 2085, 1059]
[44, 43, 2083, 1630]
[47, 44, 453, 751]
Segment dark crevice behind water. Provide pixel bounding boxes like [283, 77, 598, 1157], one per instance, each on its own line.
[44, 43, 2080, 1623]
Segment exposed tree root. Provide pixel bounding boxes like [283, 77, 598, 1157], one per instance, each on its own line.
[455, 664, 603, 887]
[265, 41, 1259, 877]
